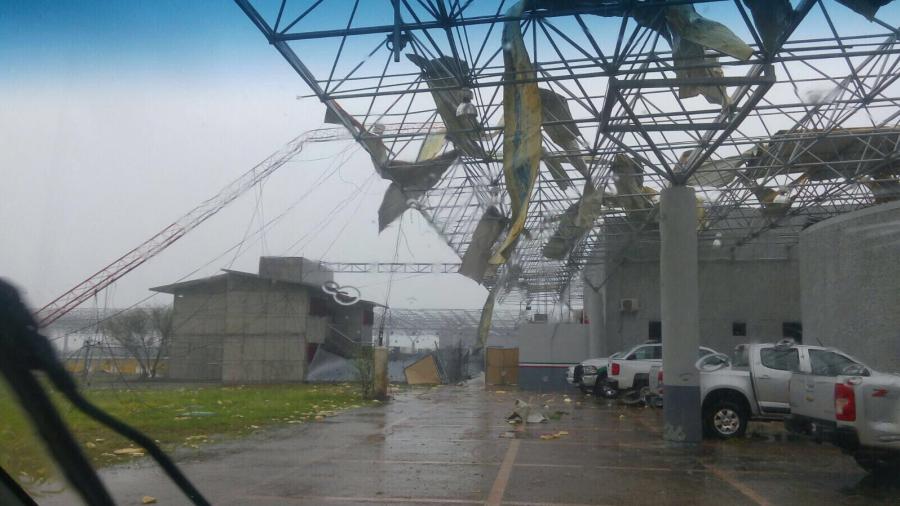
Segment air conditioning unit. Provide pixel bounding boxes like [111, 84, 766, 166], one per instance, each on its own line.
[531, 313, 548, 323]
[619, 298, 639, 313]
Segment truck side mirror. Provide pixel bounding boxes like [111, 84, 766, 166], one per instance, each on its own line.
[841, 364, 870, 377]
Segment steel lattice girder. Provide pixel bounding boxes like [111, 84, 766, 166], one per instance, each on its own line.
[235, 0, 900, 304]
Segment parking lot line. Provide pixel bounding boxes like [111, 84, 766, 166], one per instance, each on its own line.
[704, 464, 772, 506]
[486, 439, 521, 506]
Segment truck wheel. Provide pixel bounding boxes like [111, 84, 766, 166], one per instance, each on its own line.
[593, 376, 618, 399]
[854, 454, 900, 474]
[704, 400, 747, 439]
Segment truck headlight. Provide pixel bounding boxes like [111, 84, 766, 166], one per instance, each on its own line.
[582, 365, 598, 375]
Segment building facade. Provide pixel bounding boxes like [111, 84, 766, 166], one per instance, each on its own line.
[152, 257, 376, 383]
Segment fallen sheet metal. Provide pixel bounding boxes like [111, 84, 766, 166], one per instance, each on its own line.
[404, 354, 442, 385]
[507, 399, 548, 424]
[407, 54, 485, 158]
[490, 0, 543, 266]
[459, 206, 509, 283]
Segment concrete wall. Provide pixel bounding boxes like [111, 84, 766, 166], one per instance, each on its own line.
[800, 201, 900, 373]
[166, 275, 309, 383]
[258, 256, 333, 286]
[517, 322, 590, 392]
[167, 279, 228, 381]
[598, 258, 800, 355]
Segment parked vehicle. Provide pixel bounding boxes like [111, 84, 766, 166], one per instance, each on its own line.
[785, 351, 900, 473]
[567, 351, 623, 397]
[606, 342, 717, 393]
[681, 340, 854, 439]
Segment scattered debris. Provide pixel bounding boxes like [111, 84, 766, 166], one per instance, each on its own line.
[539, 431, 569, 440]
[141, 495, 157, 504]
[548, 410, 568, 421]
[112, 448, 144, 456]
[507, 399, 548, 425]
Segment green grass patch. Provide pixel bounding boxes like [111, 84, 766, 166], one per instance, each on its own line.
[0, 380, 368, 490]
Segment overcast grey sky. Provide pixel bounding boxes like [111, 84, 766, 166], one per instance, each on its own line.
[0, 1, 490, 314]
[1, 1, 891, 316]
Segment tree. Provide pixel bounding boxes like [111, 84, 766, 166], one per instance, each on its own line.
[101, 306, 172, 378]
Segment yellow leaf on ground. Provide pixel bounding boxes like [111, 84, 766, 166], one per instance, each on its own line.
[142, 495, 157, 504]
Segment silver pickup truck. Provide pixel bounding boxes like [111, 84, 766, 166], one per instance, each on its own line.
[672, 341, 826, 439]
[785, 352, 900, 473]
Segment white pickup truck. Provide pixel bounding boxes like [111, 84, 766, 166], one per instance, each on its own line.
[663, 341, 839, 439]
[607, 342, 718, 393]
[567, 352, 623, 397]
[785, 351, 900, 473]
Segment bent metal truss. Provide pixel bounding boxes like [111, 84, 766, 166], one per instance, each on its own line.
[235, 0, 900, 308]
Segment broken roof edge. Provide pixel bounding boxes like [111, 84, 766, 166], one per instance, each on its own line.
[149, 269, 383, 307]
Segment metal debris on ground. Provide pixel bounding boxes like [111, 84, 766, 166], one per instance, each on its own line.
[506, 399, 548, 425]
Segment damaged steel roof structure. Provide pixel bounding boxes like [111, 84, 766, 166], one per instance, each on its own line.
[235, 1, 900, 333]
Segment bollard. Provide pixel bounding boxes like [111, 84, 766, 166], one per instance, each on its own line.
[372, 346, 389, 400]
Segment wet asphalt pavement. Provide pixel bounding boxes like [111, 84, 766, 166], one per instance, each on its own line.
[40, 382, 900, 505]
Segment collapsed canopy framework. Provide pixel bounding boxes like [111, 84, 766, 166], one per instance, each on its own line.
[236, 0, 900, 309]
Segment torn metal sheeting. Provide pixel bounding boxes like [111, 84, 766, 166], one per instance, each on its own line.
[836, 0, 895, 20]
[744, 128, 900, 182]
[378, 183, 413, 232]
[861, 176, 900, 203]
[417, 132, 447, 162]
[752, 184, 794, 218]
[476, 284, 499, 350]
[404, 354, 442, 385]
[540, 88, 590, 179]
[377, 151, 460, 231]
[665, 5, 754, 61]
[542, 200, 589, 260]
[542, 148, 573, 191]
[742, 0, 794, 53]
[380, 150, 460, 188]
[681, 151, 745, 188]
[507, 399, 548, 425]
[407, 54, 485, 158]
[459, 206, 509, 284]
[490, 0, 543, 266]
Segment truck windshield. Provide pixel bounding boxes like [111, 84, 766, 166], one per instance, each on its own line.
[809, 349, 858, 376]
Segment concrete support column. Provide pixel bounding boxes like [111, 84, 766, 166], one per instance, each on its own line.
[659, 185, 702, 444]
[372, 346, 389, 400]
